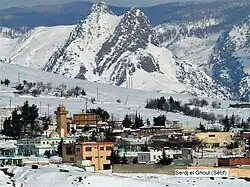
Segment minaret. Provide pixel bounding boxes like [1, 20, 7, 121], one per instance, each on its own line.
[55, 104, 68, 138]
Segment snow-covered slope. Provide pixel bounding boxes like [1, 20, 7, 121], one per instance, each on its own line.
[4, 25, 74, 69]
[4, 165, 249, 187]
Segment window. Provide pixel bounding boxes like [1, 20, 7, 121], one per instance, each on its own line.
[66, 147, 73, 155]
[106, 156, 111, 160]
[95, 156, 98, 158]
[100, 156, 103, 158]
[153, 155, 156, 159]
[76, 148, 80, 152]
[100, 147, 104, 151]
[70, 157, 74, 162]
[208, 135, 215, 137]
[43, 142, 45, 144]
[86, 157, 92, 161]
[85, 147, 92, 151]
[106, 146, 112, 151]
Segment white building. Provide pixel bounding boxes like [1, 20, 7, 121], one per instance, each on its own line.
[137, 150, 162, 164]
[137, 149, 182, 164]
[17, 131, 76, 156]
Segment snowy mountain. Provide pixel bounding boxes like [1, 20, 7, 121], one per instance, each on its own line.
[208, 15, 250, 100]
[40, 2, 230, 99]
[44, 2, 122, 81]
[0, 2, 240, 99]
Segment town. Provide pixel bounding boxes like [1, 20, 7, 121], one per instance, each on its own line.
[0, 100, 250, 179]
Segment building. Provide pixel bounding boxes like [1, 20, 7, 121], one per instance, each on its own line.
[72, 113, 101, 125]
[62, 141, 114, 170]
[55, 104, 68, 138]
[218, 157, 250, 166]
[195, 132, 234, 148]
[137, 151, 162, 164]
[17, 131, 76, 156]
[138, 126, 183, 137]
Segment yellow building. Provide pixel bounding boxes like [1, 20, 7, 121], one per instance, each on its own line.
[195, 132, 234, 148]
[73, 113, 102, 125]
[62, 142, 114, 170]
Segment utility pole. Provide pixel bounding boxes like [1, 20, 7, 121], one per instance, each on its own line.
[125, 95, 129, 105]
[40, 102, 42, 116]
[131, 77, 133, 89]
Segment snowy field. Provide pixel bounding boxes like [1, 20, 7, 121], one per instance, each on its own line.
[0, 165, 248, 187]
[0, 62, 247, 128]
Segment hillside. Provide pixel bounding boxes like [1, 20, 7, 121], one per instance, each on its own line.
[0, 2, 231, 99]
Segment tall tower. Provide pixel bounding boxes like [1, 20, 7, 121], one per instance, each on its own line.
[55, 104, 68, 138]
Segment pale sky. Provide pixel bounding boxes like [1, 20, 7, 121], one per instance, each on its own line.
[0, 0, 215, 9]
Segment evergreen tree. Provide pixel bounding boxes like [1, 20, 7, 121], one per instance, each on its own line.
[110, 149, 121, 165]
[133, 112, 143, 129]
[230, 114, 235, 127]
[81, 89, 86, 96]
[222, 115, 231, 132]
[121, 154, 128, 164]
[57, 138, 63, 157]
[91, 131, 97, 141]
[156, 149, 172, 165]
[146, 118, 151, 126]
[12, 109, 22, 138]
[153, 115, 166, 126]
[2, 117, 12, 137]
[44, 150, 51, 158]
[122, 115, 132, 128]
[241, 119, 249, 130]
[86, 107, 110, 122]
[168, 96, 175, 112]
[29, 104, 39, 137]
[71, 127, 77, 135]
[157, 96, 166, 110]
[197, 122, 206, 132]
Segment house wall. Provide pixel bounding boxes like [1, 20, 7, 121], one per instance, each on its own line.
[73, 114, 101, 125]
[79, 142, 113, 170]
[137, 152, 150, 163]
[62, 143, 75, 163]
[62, 142, 114, 170]
[113, 164, 186, 175]
[195, 132, 234, 148]
[17, 138, 75, 156]
[218, 157, 250, 166]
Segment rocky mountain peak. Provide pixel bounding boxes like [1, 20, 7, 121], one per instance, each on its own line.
[118, 7, 159, 46]
[91, 1, 114, 15]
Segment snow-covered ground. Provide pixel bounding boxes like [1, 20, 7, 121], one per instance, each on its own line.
[0, 165, 248, 187]
[0, 61, 247, 128]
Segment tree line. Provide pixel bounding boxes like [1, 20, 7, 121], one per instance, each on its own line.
[13, 80, 87, 98]
[145, 96, 217, 122]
